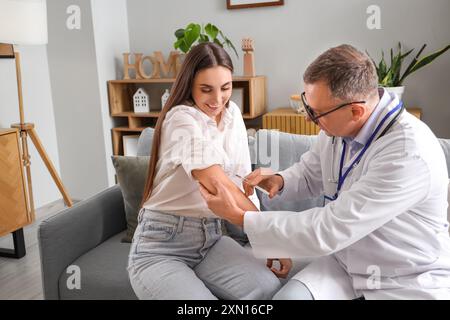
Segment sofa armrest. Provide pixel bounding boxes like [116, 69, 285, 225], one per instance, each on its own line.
[38, 185, 126, 300]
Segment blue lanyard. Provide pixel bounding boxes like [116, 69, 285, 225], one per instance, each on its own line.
[325, 101, 403, 202]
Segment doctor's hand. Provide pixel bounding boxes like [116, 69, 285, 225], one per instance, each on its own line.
[243, 168, 284, 199]
[199, 179, 245, 226]
[267, 258, 292, 279]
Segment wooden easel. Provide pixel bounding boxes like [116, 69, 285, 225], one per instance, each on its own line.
[0, 43, 73, 218]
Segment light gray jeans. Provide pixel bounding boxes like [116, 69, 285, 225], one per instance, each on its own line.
[127, 209, 281, 300]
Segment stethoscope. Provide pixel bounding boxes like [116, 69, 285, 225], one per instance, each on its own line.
[325, 101, 404, 202]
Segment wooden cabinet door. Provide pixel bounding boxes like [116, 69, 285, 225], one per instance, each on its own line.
[0, 129, 30, 237]
[263, 108, 320, 135]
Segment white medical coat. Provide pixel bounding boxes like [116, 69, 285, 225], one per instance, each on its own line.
[244, 94, 450, 299]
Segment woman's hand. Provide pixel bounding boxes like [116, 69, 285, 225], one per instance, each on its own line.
[267, 258, 292, 279]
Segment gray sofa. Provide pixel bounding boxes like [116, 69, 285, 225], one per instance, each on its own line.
[38, 129, 450, 300]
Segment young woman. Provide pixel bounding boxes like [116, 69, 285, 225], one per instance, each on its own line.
[127, 43, 282, 300]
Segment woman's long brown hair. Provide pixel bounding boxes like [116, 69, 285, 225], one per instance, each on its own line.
[140, 42, 234, 207]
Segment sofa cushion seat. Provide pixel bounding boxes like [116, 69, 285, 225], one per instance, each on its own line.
[58, 231, 137, 300]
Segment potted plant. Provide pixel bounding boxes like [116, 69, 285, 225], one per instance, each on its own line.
[173, 22, 238, 58]
[367, 42, 450, 100]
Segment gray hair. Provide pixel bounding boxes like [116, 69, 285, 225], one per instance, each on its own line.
[303, 44, 379, 101]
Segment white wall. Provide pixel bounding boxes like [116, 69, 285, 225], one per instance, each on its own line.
[91, 0, 130, 186]
[46, 0, 130, 201]
[46, 0, 108, 201]
[0, 45, 61, 210]
[127, 0, 450, 138]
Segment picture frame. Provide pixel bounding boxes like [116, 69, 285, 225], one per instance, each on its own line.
[227, 0, 284, 10]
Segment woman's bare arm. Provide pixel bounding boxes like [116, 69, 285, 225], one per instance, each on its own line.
[192, 165, 258, 212]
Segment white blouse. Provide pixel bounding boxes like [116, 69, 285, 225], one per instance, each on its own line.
[143, 101, 260, 218]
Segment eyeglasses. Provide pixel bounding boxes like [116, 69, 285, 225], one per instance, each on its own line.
[301, 92, 366, 125]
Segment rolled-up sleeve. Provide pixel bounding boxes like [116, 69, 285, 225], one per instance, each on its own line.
[163, 110, 228, 180]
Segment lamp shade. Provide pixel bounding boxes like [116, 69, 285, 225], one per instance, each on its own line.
[0, 0, 48, 45]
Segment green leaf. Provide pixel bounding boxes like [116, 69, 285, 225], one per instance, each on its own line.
[172, 22, 238, 57]
[399, 44, 427, 84]
[213, 38, 223, 47]
[174, 38, 189, 53]
[378, 51, 387, 80]
[390, 48, 394, 69]
[391, 44, 404, 85]
[180, 41, 190, 53]
[219, 31, 239, 58]
[224, 38, 238, 57]
[199, 34, 210, 43]
[174, 28, 185, 40]
[401, 48, 414, 60]
[391, 55, 402, 85]
[183, 23, 201, 49]
[381, 69, 395, 87]
[407, 44, 450, 76]
[174, 38, 182, 50]
[205, 23, 219, 40]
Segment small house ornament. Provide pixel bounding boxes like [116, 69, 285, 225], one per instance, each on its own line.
[133, 88, 150, 113]
[161, 89, 170, 108]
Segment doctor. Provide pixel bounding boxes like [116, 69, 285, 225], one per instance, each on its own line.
[199, 44, 450, 299]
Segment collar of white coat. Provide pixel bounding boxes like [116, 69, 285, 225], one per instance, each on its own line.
[344, 88, 400, 147]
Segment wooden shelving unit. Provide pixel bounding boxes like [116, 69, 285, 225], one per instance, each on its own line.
[108, 76, 267, 155]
